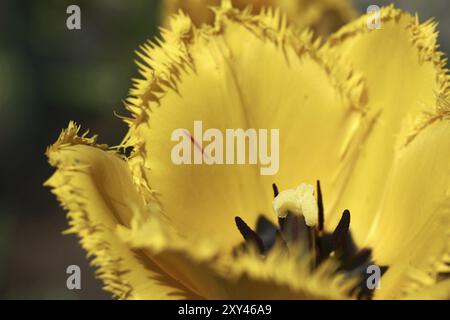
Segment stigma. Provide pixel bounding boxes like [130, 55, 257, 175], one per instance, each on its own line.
[272, 183, 318, 227]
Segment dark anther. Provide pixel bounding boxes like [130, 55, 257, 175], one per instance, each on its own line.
[272, 183, 279, 198]
[316, 180, 324, 231]
[332, 209, 351, 251]
[255, 215, 278, 253]
[235, 216, 264, 253]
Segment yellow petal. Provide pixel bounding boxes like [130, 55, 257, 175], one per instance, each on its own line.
[324, 7, 450, 244]
[162, 0, 356, 37]
[162, 0, 220, 27]
[123, 7, 371, 250]
[370, 115, 450, 299]
[217, 246, 358, 299]
[116, 207, 230, 298]
[46, 124, 361, 299]
[401, 279, 450, 300]
[118, 217, 358, 299]
[45, 122, 198, 299]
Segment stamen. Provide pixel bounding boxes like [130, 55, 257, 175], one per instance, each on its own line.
[272, 183, 279, 197]
[234, 216, 264, 253]
[233, 182, 389, 300]
[316, 180, 324, 231]
[255, 215, 278, 253]
[332, 209, 351, 251]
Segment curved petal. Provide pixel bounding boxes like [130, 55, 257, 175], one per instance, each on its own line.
[116, 208, 229, 298]
[370, 116, 450, 299]
[123, 7, 371, 250]
[45, 122, 198, 299]
[324, 6, 450, 244]
[162, 0, 357, 37]
[117, 217, 358, 299]
[215, 245, 359, 299]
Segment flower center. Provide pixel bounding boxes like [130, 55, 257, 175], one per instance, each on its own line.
[233, 181, 388, 300]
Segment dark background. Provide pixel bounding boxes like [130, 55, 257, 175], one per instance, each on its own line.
[0, 0, 448, 299]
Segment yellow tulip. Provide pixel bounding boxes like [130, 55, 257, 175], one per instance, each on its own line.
[45, 3, 450, 299]
[162, 0, 357, 37]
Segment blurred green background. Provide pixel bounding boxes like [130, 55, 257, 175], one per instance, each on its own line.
[0, 0, 448, 299]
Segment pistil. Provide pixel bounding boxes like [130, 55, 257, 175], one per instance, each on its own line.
[233, 180, 388, 299]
